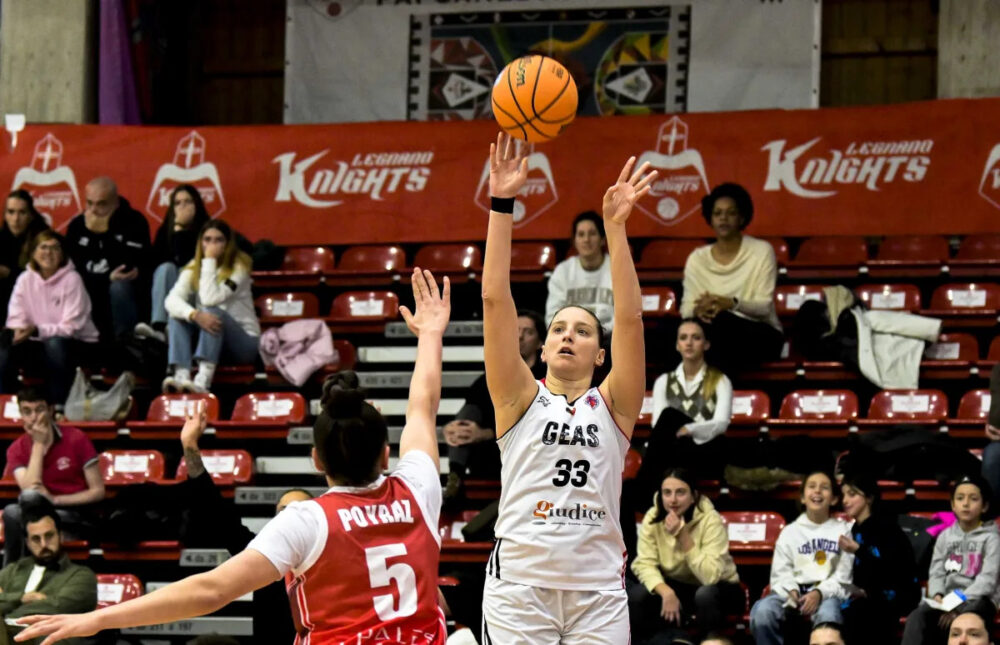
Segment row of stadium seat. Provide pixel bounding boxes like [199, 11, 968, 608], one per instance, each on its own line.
[252, 234, 1000, 288]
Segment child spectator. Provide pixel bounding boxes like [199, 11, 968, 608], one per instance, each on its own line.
[681, 183, 783, 373]
[134, 184, 211, 343]
[0, 190, 48, 315]
[545, 211, 614, 331]
[163, 220, 259, 393]
[750, 470, 853, 645]
[629, 467, 742, 641]
[901, 475, 1000, 645]
[839, 473, 920, 644]
[0, 230, 99, 406]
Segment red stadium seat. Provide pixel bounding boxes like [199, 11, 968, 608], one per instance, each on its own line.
[176, 449, 253, 486]
[922, 333, 978, 380]
[636, 239, 704, 280]
[640, 286, 678, 318]
[787, 236, 868, 278]
[412, 244, 482, 282]
[951, 234, 1000, 277]
[869, 235, 950, 277]
[860, 389, 948, 429]
[855, 283, 922, 312]
[256, 292, 320, 322]
[214, 392, 307, 439]
[768, 390, 858, 437]
[763, 237, 791, 268]
[947, 389, 992, 438]
[97, 573, 143, 609]
[729, 390, 769, 437]
[439, 509, 492, 563]
[327, 245, 407, 286]
[510, 242, 557, 281]
[253, 246, 335, 287]
[774, 284, 827, 318]
[128, 393, 220, 439]
[923, 283, 1000, 327]
[328, 291, 400, 333]
[624, 449, 642, 481]
[100, 450, 167, 486]
[720, 511, 786, 565]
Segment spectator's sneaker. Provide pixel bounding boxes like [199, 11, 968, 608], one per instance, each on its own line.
[190, 361, 216, 394]
[162, 368, 193, 393]
[134, 322, 166, 344]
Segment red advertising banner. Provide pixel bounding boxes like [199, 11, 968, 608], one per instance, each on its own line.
[3, 98, 1000, 245]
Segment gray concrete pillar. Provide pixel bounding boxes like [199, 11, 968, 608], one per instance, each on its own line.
[939, 0, 1000, 99]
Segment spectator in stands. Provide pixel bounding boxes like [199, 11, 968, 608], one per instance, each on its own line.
[749, 470, 853, 645]
[65, 177, 151, 343]
[176, 404, 307, 645]
[2, 388, 104, 566]
[980, 363, 1000, 500]
[135, 184, 211, 344]
[947, 612, 993, 645]
[0, 231, 100, 407]
[442, 309, 546, 502]
[648, 318, 732, 478]
[838, 473, 919, 644]
[0, 190, 48, 315]
[810, 622, 846, 645]
[629, 467, 742, 642]
[545, 211, 614, 331]
[902, 475, 1000, 645]
[163, 219, 259, 393]
[0, 502, 96, 644]
[681, 183, 783, 374]
[700, 637, 734, 645]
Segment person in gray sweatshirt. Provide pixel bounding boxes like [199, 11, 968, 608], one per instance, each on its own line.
[902, 474, 1000, 645]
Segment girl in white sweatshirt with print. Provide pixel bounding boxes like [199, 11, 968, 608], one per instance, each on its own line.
[750, 470, 854, 645]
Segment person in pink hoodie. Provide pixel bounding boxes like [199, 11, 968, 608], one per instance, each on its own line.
[0, 230, 99, 408]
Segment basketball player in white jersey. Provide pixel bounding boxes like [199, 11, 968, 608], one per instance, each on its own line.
[481, 132, 656, 643]
[14, 267, 451, 645]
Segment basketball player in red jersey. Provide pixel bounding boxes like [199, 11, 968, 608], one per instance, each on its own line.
[15, 267, 452, 645]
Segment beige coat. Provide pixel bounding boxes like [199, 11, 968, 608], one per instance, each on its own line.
[631, 495, 739, 592]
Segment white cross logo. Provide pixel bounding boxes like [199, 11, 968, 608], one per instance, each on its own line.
[662, 118, 687, 156]
[36, 140, 58, 172]
[181, 137, 202, 168]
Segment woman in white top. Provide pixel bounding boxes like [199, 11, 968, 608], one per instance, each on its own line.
[545, 211, 614, 331]
[162, 220, 261, 393]
[681, 182, 783, 373]
[481, 132, 655, 643]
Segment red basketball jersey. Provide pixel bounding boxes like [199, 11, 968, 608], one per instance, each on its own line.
[285, 475, 446, 645]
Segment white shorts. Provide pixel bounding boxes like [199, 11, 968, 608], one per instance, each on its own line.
[481, 576, 629, 645]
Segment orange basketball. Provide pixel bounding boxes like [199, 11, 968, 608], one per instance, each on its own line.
[491, 55, 578, 143]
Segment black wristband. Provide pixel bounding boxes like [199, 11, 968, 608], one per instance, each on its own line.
[491, 196, 515, 214]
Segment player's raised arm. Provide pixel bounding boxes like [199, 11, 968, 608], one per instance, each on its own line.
[598, 157, 657, 434]
[482, 133, 540, 436]
[398, 268, 451, 471]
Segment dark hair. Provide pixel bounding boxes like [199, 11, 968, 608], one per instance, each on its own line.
[841, 472, 879, 507]
[313, 371, 388, 486]
[677, 317, 710, 343]
[23, 503, 61, 536]
[811, 622, 844, 641]
[5, 190, 43, 223]
[16, 387, 51, 407]
[547, 304, 606, 348]
[652, 467, 701, 524]
[517, 309, 546, 341]
[572, 210, 605, 240]
[953, 474, 993, 509]
[27, 229, 68, 272]
[162, 184, 210, 239]
[798, 470, 838, 513]
[701, 183, 754, 229]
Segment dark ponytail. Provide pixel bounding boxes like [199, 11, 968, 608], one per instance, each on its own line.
[313, 371, 389, 486]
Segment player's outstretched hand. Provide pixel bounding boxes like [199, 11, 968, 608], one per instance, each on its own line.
[489, 132, 529, 200]
[14, 612, 99, 644]
[180, 399, 208, 449]
[399, 267, 451, 338]
[602, 156, 657, 225]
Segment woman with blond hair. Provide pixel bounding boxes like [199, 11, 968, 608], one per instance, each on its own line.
[162, 220, 259, 393]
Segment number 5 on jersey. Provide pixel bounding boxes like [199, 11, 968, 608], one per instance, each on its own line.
[365, 543, 418, 621]
[552, 459, 590, 487]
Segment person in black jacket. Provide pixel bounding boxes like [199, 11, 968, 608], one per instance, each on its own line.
[64, 177, 151, 342]
[134, 184, 211, 343]
[839, 472, 920, 644]
[0, 190, 48, 314]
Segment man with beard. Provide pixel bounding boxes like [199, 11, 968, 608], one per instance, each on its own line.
[0, 504, 96, 644]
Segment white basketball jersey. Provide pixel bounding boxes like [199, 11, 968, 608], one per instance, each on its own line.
[488, 381, 629, 591]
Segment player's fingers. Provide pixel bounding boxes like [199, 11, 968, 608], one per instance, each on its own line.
[519, 156, 529, 176]
[411, 267, 427, 302]
[422, 269, 439, 300]
[398, 306, 413, 325]
[617, 156, 635, 184]
[635, 185, 653, 201]
[441, 276, 451, 305]
[630, 160, 653, 185]
[504, 133, 514, 160]
[634, 168, 658, 191]
[489, 143, 497, 168]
